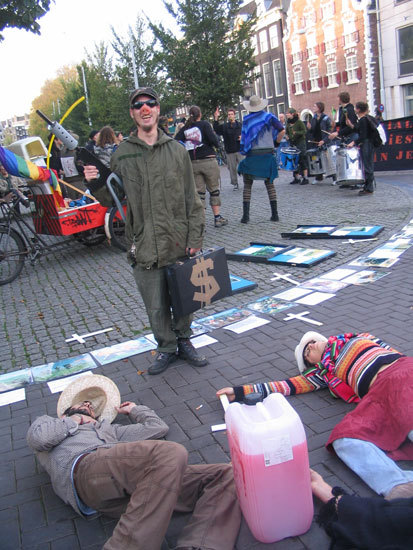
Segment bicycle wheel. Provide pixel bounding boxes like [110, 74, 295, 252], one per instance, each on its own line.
[0, 226, 27, 285]
[106, 202, 128, 251]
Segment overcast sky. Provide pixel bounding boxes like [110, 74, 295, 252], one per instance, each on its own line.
[0, 0, 175, 120]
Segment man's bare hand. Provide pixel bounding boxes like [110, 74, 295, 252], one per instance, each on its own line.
[84, 165, 99, 182]
[116, 401, 137, 415]
[186, 247, 201, 257]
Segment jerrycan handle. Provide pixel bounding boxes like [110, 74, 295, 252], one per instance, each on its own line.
[244, 393, 272, 420]
[243, 392, 263, 406]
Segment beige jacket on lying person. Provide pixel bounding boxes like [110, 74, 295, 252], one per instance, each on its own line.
[26, 405, 168, 516]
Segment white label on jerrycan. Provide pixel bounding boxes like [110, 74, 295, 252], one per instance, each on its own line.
[263, 435, 293, 466]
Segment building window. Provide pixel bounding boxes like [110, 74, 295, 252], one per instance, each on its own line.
[267, 104, 274, 113]
[294, 67, 304, 94]
[304, 9, 316, 28]
[346, 54, 359, 82]
[254, 67, 264, 98]
[263, 63, 272, 98]
[326, 60, 338, 87]
[321, 1, 335, 19]
[343, 31, 359, 48]
[259, 30, 268, 53]
[403, 83, 413, 115]
[324, 23, 336, 53]
[251, 35, 258, 56]
[269, 25, 279, 49]
[309, 65, 320, 91]
[273, 59, 283, 96]
[398, 25, 413, 76]
[277, 103, 285, 117]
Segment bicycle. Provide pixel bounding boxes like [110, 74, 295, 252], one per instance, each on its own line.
[0, 186, 127, 285]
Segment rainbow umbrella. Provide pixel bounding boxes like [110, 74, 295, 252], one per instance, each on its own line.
[0, 146, 64, 208]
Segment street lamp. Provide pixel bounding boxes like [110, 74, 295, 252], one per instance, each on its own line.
[242, 82, 254, 99]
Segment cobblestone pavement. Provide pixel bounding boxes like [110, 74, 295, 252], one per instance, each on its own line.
[1, 167, 412, 549]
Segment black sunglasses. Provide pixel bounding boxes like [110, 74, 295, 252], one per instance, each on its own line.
[131, 99, 158, 110]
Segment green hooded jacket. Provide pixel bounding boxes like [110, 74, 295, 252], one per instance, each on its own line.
[286, 117, 307, 147]
[97, 130, 205, 269]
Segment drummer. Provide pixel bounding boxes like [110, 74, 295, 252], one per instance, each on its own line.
[306, 102, 335, 185]
[285, 108, 309, 185]
[329, 92, 358, 143]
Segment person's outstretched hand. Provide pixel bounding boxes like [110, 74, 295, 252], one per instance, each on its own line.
[216, 387, 236, 402]
[310, 469, 335, 503]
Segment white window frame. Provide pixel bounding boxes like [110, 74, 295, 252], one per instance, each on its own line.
[277, 103, 285, 117]
[345, 54, 359, 83]
[294, 66, 304, 94]
[251, 35, 258, 56]
[269, 25, 279, 49]
[263, 62, 273, 98]
[398, 25, 413, 76]
[326, 59, 338, 88]
[403, 83, 413, 116]
[272, 59, 283, 96]
[259, 29, 268, 53]
[309, 64, 320, 91]
[321, 1, 334, 19]
[254, 66, 264, 98]
[304, 9, 316, 28]
[324, 23, 336, 53]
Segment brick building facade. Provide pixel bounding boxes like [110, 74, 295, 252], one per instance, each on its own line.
[283, 0, 379, 119]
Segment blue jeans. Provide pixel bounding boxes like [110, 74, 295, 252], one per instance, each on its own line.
[333, 432, 413, 496]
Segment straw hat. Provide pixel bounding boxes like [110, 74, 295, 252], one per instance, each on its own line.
[57, 374, 121, 422]
[294, 331, 327, 373]
[242, 95, 268, 112]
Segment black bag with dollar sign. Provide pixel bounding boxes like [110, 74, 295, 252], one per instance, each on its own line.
[166, 247, 232, 317]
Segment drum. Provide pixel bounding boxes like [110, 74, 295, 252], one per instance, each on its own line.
[335, 146, 365, 185]
[279, 147, 300, 171]
[321, 144, 339, 177]
[306, 148, 324, 176]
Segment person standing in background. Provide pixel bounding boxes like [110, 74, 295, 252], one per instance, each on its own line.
[175, 106, 228, 228]
[213, 107, 243, 190]
[237, 95, 285, 223]
[285, 108, 309, 185]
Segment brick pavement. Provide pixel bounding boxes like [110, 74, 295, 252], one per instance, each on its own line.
[0, 167, 412, 549]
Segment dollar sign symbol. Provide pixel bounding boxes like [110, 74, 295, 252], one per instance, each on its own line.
[190, 257, 220, 307]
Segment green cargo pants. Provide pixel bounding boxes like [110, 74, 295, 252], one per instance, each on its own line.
[133, 264, 192, 353]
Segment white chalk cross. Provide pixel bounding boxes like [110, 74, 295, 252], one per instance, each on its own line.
[270, 272, 300, 285]
[65, 327, 114, 344]
[283, 311, 323, 326]
[341, 238, 378, 245]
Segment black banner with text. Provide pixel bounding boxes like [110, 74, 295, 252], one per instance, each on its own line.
[374, 115, 413, 171]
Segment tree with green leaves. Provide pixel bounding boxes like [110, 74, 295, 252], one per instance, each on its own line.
[150, 0, 256, 116]
[0, 0, 52, 41]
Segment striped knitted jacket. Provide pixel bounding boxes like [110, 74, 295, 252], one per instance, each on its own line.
[235, 333, 403, 404]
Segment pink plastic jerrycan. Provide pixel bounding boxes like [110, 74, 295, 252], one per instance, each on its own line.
[225, 392, 313, 543]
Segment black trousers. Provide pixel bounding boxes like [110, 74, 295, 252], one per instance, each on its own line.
[359, 140, 375, 193]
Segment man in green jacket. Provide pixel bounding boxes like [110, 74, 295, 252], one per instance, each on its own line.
[286, 108, 309, 185]
[85, 87, 207, 375]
